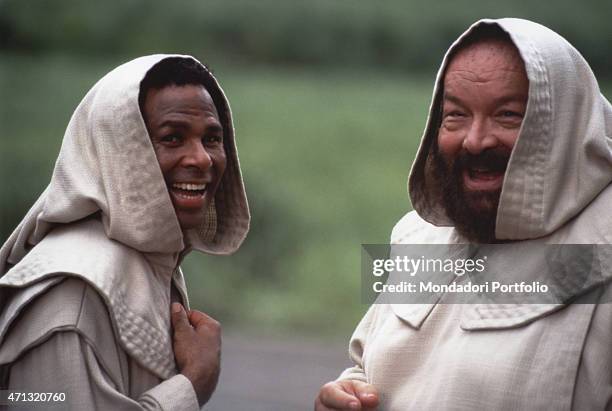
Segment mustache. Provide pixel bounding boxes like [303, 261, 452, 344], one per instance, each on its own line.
[454, 148, 511, 173]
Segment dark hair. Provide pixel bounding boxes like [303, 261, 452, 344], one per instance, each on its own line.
[138, 57, 227, 127]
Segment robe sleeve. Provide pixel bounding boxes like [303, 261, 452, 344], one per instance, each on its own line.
[7, 331, 199, 411]
[0, 277, 200, 411]
[337, 304, 381, 383]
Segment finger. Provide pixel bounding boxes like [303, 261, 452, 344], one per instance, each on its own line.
[352, 381, 379, 408]
[171, 303, 192, 333]
[319, 382, 361, 410]
[188, 309, 219, 329]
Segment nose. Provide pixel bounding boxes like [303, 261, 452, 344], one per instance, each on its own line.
[183, 139, 213, 170]
[462, 118, 499, 154]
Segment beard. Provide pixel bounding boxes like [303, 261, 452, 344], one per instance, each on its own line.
[432, 146, 511, 243]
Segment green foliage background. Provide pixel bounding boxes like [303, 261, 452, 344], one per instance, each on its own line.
[1, 0, 610, 337]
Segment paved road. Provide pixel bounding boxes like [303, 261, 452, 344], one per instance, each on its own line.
[205, 331, 350, 411]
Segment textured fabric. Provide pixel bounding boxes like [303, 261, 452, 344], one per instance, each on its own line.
[0, 54, 249, 405]
[0, 54, 249, 265]
[408, 18, 612, 241]
[2, 278, 199, 411]
[340, 213, 612, 410]
[340, 292, 610, 410]
[339, 18, 612, 410]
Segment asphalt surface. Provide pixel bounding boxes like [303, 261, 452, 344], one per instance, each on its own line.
[205, 331, 350, 411]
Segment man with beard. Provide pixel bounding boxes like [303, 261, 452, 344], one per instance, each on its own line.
[431, 28, 526, 243]
[0, 56, 249, 410]
[315, 18, 612, 411]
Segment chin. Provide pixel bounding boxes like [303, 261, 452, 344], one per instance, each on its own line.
[176, 212, 204, 230]
[464, 193, 498, 214]
[445, 190, 501, 243]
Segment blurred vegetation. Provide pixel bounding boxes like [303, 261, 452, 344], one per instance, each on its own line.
[2, 0, 611, 77]
[1, 0, 610, 337]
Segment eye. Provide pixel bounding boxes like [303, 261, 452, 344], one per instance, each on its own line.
[160, 134, 182, 144]
[499, 110, 524, 118]
[203, 135, 223, 145]
[444, 110, 466, 118]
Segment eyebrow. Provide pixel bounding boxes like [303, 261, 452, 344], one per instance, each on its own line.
[442, 93, 466, 108]
[443, 92, 527, 108]
[158, 119, 223, 133]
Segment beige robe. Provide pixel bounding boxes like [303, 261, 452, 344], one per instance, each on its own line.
[341, 211, 612, 410]
[2, 277, 198, 410]
[0, 54, 250, 410]
[340, 18, 612, 410]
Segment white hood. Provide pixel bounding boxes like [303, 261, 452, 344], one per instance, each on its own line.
[408, 18, 612, 241]
[0, 54, 250, 379]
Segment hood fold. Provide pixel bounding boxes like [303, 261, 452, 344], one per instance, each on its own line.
[0, 54, 250, 378]
[408, 18, 612, 241]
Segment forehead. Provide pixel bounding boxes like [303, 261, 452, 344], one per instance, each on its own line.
[445, 39, 526, 81]
[144, 84, 220, 123]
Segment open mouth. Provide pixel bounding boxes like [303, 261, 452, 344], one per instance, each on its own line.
[463, 166, 506, 191]
[171, 182, 207, 198]
[468, 166, 505, 180]
[169, 182, 209, 209]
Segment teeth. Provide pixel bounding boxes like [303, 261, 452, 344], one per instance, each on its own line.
[471, 168, 500, 174]
[172, 183, 207, 191]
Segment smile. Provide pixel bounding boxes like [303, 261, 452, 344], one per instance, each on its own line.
[173, 182, 207, 191]
[170, 182, 208, 207]
[463, 167, 505, 191]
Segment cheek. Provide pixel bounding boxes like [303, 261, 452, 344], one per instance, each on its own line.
[500, 129, 521, 150]
[436, 130, 463, 160]
[152, 148, 176, 179]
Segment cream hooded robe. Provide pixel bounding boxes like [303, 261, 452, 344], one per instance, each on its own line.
[0, 55, 249, 410]
[339, 19, 612, 410]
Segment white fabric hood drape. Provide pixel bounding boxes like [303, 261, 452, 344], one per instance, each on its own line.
[0, 54, 250, 379]
[339, 20, 612, 411]
[1, 53, 249, 264]
[408, 18, 612, 241]
[390, 18, 612, 333]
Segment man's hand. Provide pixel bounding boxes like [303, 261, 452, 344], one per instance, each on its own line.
[171, 302, 221, 406]
[315, 380, 379, 410]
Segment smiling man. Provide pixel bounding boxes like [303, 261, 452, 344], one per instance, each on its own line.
[140, 59, 228, 231]
[0, 56, 249, 410]
[433, 32, 528, 243]
[316, 19, 612, 411]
